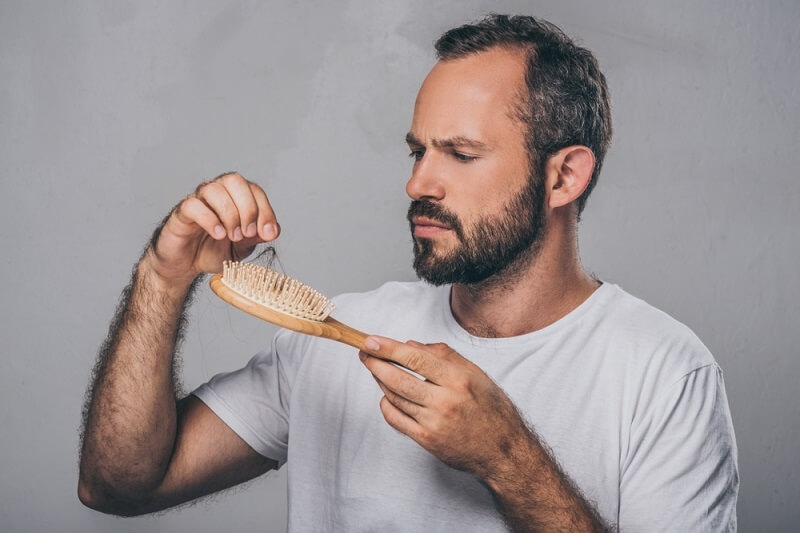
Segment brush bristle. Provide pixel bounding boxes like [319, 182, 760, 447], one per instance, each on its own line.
[220, 261, 335, 321]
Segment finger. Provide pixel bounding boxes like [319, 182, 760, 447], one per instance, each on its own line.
[217, 173, 259, 238]
[195, 181, 242, 241]
[379, 395, 426, 443]
[373, 378, 424, 420]
[360, 353, 434, 406]
[408, 340, 453, 353]
[230, 238, 259, 262]
[364, 336, 445, 383]
[172, 196, 227, 240]
[249, 182, 280, 241]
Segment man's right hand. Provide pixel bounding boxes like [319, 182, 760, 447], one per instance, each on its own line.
[146, 172, 280, 285]
[78, 172, 280, 515]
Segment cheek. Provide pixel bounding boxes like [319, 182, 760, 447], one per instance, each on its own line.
[440, 153, 530, 216]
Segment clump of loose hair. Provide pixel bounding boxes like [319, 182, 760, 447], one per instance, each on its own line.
[435, 14, 612, 215]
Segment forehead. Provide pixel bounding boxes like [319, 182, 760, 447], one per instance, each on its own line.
[410, 47, 527, 141]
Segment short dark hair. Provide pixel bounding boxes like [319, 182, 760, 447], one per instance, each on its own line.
[435, 14, 612, 215]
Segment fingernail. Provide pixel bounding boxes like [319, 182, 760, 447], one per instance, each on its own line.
[213, 225, 226, 239]
[263, 223, 276, 240]
[359, 352, 367, 362]
[365, 338, 380, 352]
[233, 227, 243, 241]
[246, 223, 257, 237]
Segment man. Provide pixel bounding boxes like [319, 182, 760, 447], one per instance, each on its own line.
[79, 15, 738, 531]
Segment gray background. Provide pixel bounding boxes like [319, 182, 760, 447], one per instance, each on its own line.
[1, 0, 797, 531]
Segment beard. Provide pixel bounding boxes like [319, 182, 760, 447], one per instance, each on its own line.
[408, 173, 547, 286]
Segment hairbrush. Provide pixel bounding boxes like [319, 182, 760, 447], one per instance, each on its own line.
[209, 261, 369, 351]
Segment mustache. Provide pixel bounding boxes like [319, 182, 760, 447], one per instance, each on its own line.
[407, 200, 464, 239]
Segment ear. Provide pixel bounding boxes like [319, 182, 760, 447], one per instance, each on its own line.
[545, 146, 595, 209]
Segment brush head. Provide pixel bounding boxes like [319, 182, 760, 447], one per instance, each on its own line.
[219, 260, 335, 321]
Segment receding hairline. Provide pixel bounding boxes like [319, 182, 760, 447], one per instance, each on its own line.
[433, 44, 533, 126]
[408, 46, 534, 159]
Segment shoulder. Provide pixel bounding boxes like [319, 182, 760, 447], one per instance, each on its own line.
[597, 288, 738, 530]
[591, 283, 717, 380]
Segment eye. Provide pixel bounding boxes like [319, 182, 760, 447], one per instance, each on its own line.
[453, 151, 478, 163]
[408, 149, 424, 161]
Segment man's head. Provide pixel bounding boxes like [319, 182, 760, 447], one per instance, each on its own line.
[435, 14, 612, 215]
[406, 15, 611, 286]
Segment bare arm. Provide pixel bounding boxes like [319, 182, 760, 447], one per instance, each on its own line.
[359, 337, 612, 532]
[78, 173, 280, 515]
[481, 419, 610, 532]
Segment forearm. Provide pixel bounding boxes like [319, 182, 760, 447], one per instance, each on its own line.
[79, 250, 198, 505]
[484, 427, 611, 533]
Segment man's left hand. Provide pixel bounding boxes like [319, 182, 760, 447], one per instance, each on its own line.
[358, 335, 530, 479]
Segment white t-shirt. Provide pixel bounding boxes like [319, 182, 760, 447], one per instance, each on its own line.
[194, 281, 738, 531]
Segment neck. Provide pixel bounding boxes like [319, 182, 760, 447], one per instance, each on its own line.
[449, 220, 599, 338]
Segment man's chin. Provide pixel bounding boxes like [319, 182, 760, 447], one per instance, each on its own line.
[411, 239, 470, 285]
[414, 271, 453, 287]
[413, 253, 449, 286]
[412, 252, 469, 286]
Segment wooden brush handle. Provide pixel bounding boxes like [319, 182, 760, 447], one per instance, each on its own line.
[210, 274, 370, 351]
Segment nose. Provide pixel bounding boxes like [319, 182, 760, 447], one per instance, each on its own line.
[405, 153, 446, 201]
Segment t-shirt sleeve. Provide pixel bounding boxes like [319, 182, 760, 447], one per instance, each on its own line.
[619, 364, 739, 531]
[192, 333, 293, 466]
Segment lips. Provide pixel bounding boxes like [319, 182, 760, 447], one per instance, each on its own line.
[407, 199, 463, 240]
[411, 216, 453, 239]
[412, 216, 451, 230]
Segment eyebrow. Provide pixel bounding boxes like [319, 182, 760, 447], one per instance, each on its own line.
[405, 132, 491, 151]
